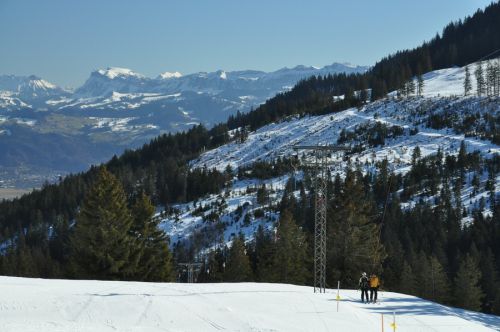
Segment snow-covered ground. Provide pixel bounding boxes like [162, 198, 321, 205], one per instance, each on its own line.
[1, 276, 498, 332]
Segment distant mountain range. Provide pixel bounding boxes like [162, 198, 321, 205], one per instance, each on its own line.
[0, 63, 368, 188]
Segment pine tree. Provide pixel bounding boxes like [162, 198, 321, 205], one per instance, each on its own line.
[256, 184, 269, 205]
[494, 59, 500, 97]
[130, 192, 174, 281]
[13, 230, 37, 277]
[198, 248, 226, 282]
[225, 235, 252, 282]
[471, 173, 481, 195]
[493, 294, 500, 316]
[69, 166, 137, 280]
[475, 62, 486, 96]
[417, 74, 424, 96]
[428, 256, 450, 304]
[464, 66, 472, 96]
[411, 146, 421, 166]
[479, 250, 500, 313]
[272, 210, 309, 284]
[399, 261, 417, 295]
[454, 255, 484, 311]
[329, 171, 386, 288]
[457, 141, 467, 170]
[253, 225, 276, 282]
[405, 79, 416, 97]
[380, 197, 405, 288]
[414, 254, 432, 299]
[486, 60, 496, 97]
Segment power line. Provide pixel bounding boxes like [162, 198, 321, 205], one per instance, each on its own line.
[474, 47, 500, 64]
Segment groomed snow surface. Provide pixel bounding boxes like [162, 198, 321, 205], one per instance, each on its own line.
[1, 277, 499, 331]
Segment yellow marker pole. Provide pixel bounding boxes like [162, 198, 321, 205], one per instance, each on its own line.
[336, 281, 340, 312]
[390, 311, 396, 331]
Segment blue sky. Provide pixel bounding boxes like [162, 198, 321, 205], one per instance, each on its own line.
[0, 0, 493, 87]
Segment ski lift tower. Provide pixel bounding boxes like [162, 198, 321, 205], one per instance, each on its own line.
[178, 262, 203, 283]
[292, 145, 349, 293]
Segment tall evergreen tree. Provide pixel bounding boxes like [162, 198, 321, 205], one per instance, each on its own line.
[411, 146, 421, 166]
[405, 79, 416, 97]
[271, 210, 309, 284]
[399, 261, 418, 295]
[225, 235, 252, 282]
[464, 66, 472, 96]
[417, 74, 424, 96]
[414, 253, 432, 299]
[479, 250, 500, 313]
[130, 192, 174, 281]
[428, 256, 451, 304]
[454, 255, 484, 311]
[328, 171, 386, 288]
[69, 166, 137, 280]
[486, 60, 496, 96]
[12, 232, 38, 278]
[253, 225, 276, 282]
[494, 59, 500, 96]
[198, 248, 226, 282]
[475, 62, 486, 96]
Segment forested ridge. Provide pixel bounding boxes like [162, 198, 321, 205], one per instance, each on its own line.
[0, 0, 499, 315]
[227, 2, 500, 131]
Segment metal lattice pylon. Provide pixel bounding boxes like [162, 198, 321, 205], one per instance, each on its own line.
[293, 145, 348, 293]
[178, 263, 202, 283]
[314, 151, 328, 293]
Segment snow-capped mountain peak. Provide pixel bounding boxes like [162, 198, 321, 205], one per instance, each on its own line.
[0, 74, 67, 102]
[74, 67, 150, 98]
[96, 67, 145, 80]
[158, 71, 182, 80]
[23, 75, 58, 91]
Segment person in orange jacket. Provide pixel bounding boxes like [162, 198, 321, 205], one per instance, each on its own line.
[369, 274, 380, 303]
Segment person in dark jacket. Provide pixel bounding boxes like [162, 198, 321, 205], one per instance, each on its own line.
[358, 272, 369, 303]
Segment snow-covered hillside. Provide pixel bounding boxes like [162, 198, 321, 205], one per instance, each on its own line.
[192, 61, 495, 172]
[160, 62, 499, 250]
[1, 276, 498, 332]
[193, 98, 498, 172]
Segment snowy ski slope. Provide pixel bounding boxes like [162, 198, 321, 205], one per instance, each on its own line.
[0, 276, 498, 332]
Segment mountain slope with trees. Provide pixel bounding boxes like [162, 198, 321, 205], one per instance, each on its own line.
[0, 1, 498, 315]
